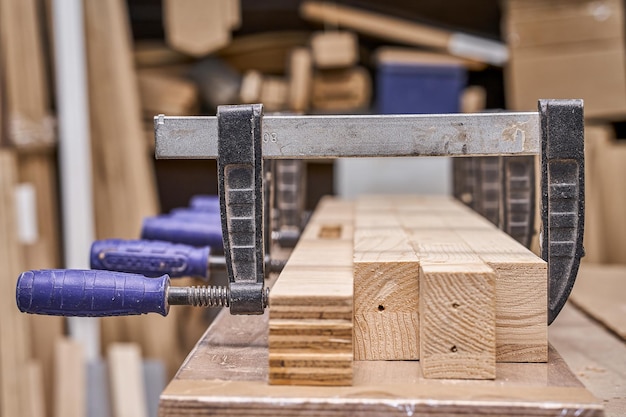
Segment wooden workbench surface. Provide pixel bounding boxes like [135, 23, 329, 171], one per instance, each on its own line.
[158, 300, 613, 416]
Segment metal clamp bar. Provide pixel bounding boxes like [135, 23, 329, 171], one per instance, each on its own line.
[155, 112, 541, 159]
[217, 105, 266, 314]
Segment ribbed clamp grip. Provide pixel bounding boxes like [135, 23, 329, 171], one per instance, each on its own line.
[90, 239, 210, 279]
[16, 269, 169, 317]
[141, 215, 223, 250]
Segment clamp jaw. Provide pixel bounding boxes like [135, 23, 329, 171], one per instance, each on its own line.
[156, 99, 585, 323]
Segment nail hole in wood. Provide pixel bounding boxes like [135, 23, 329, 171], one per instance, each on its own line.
[378, 305, 385, 311]
[450, 345, 458, 353]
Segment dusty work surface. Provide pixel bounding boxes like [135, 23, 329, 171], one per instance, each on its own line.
[159, 303, 604, 416]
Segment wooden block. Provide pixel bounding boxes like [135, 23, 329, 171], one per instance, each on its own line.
[311, 66, 371, 111]
[447, 204, 547, 362]
[419, 262, 496, 379]
[260, 76, 289, 112]
[287, 47, 312, 112]
[353, 256, 419, 360]
[353, 199, 420, 360]
[217, 31, 310, 75]
[134, 41, 190, 68]
[239, 70, 263, 104]
[108, 344, 148, 417]
[311, 31, 359, 69]
[54, 339, 85, 417]
[137, 70, 199, 118]
[461, 85, 487, 113]
[269, 200, 354, 386]
[163, 0, 230, 57]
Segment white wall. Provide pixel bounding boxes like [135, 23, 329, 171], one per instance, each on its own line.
[335, 157, 451, 198]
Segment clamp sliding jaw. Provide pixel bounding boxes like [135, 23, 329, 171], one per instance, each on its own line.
[156, 99, 585, 323]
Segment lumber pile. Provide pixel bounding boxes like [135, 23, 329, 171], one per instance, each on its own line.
[270, 195, 547, 385]
[0, 0, 63, 414]
[269, 197, 354, 385]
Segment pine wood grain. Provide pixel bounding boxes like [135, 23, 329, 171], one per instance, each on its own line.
[353, 199, 419, 360]
[269, 199, 354, 386]
[400, 197, 547, 364]
[450, 204, 547, 362]
[419, 262, 496, 379]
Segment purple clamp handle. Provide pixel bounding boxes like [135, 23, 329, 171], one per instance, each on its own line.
[189, 194, 220, 212]
[169, 208, 220, 222]
[90, 239, 210, 279]
[141, 215, 223, 250]
[16, 269, 169, 317]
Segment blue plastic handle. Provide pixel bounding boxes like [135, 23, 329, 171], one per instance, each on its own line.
[169, 208, 220, 221]
[141, 216, 223, 250]
[16, 269, 169, 317]
[90, 239, 210, 279]
[189, 194, 220, 212]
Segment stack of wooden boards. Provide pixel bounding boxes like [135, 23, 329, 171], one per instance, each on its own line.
[269, 195, 547, 385]
[238, 29, 371, 113]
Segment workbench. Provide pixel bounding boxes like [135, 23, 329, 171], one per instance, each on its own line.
[158, 301, 624, 416]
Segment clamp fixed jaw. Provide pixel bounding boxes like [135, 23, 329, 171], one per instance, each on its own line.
[155, 99, 584, 323]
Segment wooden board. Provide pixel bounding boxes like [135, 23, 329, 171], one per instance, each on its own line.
[54, 339, 85, 417]
[269, 198, 354, 386]
[310, 31, 359, 69]
[0, 150, 31, 417]
[311, 66, 371, 111]
[287, 48, 312, 112]
[84, 0, 182, 377]
[0, 2, 64, 410]
[163, 0, 230, 57]
[362, 196, 546, 365]
[137, 69, 199, 119]
[353, 200, 420, 361]
[108, 344, 148, 417]
[159, 300, 603, 416]
[569, 263, 626, 340]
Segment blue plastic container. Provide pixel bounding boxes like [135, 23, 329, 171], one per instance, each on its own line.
[377, 63, 467, 114]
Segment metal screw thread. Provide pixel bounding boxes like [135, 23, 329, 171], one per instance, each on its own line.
[168, 285, 270, 309]
[188, 286, 230, 307]
[168, 285, 230, 308]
